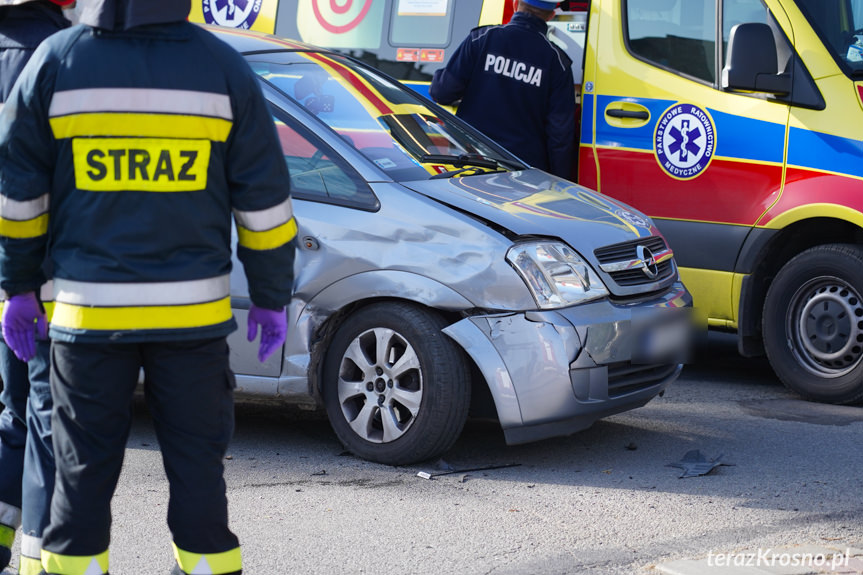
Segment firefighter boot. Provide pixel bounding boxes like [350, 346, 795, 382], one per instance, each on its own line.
[170, 542, 242, 575]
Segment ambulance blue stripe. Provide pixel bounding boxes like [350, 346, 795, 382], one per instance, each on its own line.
[581, 93, 594, 145]
[787, 127, 863, 178]
[709, 109, 784, 164]
[595, 96, 785, 164]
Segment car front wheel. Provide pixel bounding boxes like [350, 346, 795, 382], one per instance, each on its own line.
[322, 302, 471, 465]
[763, 244, 863, 404]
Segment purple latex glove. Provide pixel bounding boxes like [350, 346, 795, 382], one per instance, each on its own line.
[247, 303, 287, 362]
[1, 292, 48, 362]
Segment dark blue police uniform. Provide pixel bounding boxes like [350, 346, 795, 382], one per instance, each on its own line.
[430, 11, 575, 179]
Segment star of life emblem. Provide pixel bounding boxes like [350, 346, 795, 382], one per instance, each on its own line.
[202, 0, 262, 29]
[654, 103, 715, 180]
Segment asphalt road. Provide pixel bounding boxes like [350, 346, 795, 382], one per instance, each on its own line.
[3, 331, 862, 574]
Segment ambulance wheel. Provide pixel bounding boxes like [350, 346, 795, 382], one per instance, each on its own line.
[763, 244, 863, 404]
[322, 302, 471, 466]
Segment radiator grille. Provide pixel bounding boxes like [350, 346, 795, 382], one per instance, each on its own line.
[594, 236, 675, 287]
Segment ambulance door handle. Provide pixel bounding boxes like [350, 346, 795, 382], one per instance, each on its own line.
[604, 102, 650, 127]
[606, 109, 648, 120]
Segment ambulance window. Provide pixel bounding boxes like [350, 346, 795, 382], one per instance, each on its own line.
[723, 0, 767, 36]
[722, 0, 772, 65]
[390, 0, 453, 47]
[625, 0, 716, 83]
[271, 114, 378, 212]
[797, 0, 863, 75]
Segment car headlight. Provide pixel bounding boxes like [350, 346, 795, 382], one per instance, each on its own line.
[506, 241, 609, 309]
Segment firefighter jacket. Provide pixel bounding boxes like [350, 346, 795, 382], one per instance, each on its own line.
[429, 11, 576, 179]
[0, 19, 297, 343]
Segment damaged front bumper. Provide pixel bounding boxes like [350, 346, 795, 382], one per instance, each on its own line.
[442, 282, 692, 445]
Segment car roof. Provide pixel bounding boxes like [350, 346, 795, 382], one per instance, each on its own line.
[201, 24, 327, 56]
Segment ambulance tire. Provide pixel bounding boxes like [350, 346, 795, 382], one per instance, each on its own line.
[322, 302, 471, 466]
[763, 244, 863, 405]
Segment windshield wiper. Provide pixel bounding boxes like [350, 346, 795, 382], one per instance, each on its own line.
[429, 166, 505, 180]
[420, 153, 502, 170]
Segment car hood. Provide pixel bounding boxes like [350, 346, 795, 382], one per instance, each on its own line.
[402, 169, 660, 248]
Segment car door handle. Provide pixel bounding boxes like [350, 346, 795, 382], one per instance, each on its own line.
[606, 109, 649, 120]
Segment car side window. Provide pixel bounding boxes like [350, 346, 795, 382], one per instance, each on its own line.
[272, 114, 379, 212]
[625, 0, 716, 83]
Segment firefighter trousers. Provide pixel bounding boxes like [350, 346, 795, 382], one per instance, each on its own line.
[0, 339, 53, 574]
[41, 338, 241, 575]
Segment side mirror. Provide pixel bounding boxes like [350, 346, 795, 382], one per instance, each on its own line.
[722, 22, 791, 95]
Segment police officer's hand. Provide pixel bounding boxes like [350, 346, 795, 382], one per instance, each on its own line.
[247, 303, 287, 363]
[1, 292, 48, 362]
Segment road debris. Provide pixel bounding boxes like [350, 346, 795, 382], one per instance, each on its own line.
[416, 463, 521, 480]
[667, 449, 733, 478]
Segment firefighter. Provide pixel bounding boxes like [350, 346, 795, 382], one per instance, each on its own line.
[0, 0, 296, 573]
[429, 0, 576, 180]
[0, 1, 71, 573]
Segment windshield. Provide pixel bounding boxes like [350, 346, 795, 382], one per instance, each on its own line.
[246, 51, 522, 181]
[796, 0, 863, 75]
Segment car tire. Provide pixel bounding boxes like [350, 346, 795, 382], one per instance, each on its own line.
[763, 244, 863, 404]
[322, 302, 471, 465]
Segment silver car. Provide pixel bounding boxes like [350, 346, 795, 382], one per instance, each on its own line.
[216, 27, 693, 466]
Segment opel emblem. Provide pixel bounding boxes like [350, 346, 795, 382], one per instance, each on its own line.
[636, 245, 659, 279]
[618, 210, 649, 228]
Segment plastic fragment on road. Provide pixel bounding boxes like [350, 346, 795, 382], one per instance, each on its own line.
[667, 449, 732, 478]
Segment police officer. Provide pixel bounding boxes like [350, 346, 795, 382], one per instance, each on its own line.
[0, 1, 70, 573]
[0, 1, 296, 574]
[430, 0, 576, 179]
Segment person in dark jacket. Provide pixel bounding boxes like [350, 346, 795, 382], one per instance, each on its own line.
[0, 1, 297, 573]
[0, 1, 70, 573]
[429, 0, 576, 179]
